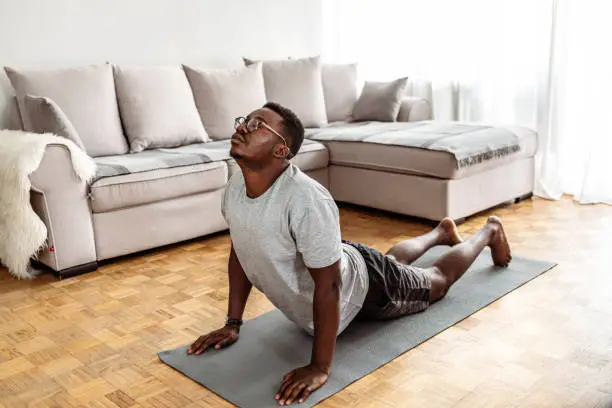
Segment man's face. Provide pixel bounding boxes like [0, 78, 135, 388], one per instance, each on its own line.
[229, 108, 288, 165]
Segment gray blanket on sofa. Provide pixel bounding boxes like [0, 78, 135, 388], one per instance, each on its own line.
[92, 140, 233, 182]
[91, 121, 526, 183]
[305, 121, 524, 168]
[92, 139, 324, 182]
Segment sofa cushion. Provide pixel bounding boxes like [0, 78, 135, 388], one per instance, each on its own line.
[22, 95, 86, 151]
[113, 65, 209, 152]
[397, 96, 433, 122]
[244, 56, 328, 128]
[322, 63, 358, 123]
[91, 138, 328, 212]
[183, 62, 267, 140]
[317, 127, 537, 179]
[4, 63, 128, 157]
[245, 58, 358, 123]
[227, 139, 329, 177]
[351, 77, 409, 122]
[90, 161, 227, 213]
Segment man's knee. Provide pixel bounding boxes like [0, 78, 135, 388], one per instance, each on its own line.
[385, 247, 407, 265]
[428, 267, 450, 302]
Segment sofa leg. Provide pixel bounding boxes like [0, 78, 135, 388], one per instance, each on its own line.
[514, 192, 534, 204]
[31, 260, 98, 280]
[55, 262, 98, 279]
[453, 217, 466, 226]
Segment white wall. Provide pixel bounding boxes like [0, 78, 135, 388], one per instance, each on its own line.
[0, 0, 323, 128]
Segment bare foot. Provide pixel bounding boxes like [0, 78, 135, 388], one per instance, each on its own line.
[487, 216, 512, 267]
[436, 217, 464, 246]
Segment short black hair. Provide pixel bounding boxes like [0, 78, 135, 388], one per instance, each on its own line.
[263, 102, 304, 158]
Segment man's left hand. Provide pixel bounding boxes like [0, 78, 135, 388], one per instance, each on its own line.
[275, 364, 329, 405]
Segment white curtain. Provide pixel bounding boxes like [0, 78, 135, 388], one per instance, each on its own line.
[322, 0, 612, 205]
[536, 0, 612, 204]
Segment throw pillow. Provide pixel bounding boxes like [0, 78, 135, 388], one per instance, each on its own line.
[243, 56, 328, 128]
[321, 63, 358, 122]
[351, 77, 409, 122]
[23, 94, 86, 151]
[4, 63, 128, 157]
[183, 62, 267, 140]
[113, 65, 209, 153]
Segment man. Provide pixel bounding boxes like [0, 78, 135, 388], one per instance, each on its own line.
[188, 102, 512, 406]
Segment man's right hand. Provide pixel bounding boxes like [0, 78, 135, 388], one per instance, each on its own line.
[187, 326, 239, 355]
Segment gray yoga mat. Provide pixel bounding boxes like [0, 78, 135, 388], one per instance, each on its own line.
[158, 246, 556, 407]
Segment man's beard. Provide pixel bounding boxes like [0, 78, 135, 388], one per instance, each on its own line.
[229, 152, 269, 172]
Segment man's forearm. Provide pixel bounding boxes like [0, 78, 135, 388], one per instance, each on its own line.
[311, 281, 340, 373]
[227, 246, 252, 324]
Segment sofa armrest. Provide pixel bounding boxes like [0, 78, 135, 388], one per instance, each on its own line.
[397, 96, 433, 122]
[29, 144, 97, 274]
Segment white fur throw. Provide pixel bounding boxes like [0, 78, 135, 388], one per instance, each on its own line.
[0, 130, 96, 279]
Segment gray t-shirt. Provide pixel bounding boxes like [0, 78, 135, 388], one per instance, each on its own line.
[221, 163, 369, 336]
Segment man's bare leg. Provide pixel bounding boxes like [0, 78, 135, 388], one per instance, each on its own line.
[426, 216, 511, 301]
[386, 217, 464, 264]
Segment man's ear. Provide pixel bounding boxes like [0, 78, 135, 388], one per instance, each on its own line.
[273, 144, 291, 159]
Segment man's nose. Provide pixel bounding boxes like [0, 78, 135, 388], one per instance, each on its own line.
[236, 122, 248, 134]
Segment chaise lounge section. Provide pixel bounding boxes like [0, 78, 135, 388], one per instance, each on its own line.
[308, 121, 537, 223]
[2, 57, 536, 278]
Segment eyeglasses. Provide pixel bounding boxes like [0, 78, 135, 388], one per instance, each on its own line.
[234, 116, 288, 148]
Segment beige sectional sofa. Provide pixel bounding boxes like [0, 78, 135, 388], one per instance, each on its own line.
[2, 57, 536, 278]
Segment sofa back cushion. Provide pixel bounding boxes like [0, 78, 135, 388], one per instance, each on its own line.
[244, 56, 328, 128]
[113, 65, 209, 153]
[183, 62, 267, 140]
[4, 63, 128, 157]
[322, 63, 358, 122]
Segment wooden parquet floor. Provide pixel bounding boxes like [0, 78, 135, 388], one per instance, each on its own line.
[1, 196, 612, 408]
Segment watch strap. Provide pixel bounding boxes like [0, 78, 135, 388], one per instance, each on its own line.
[225, 317, 243, 327]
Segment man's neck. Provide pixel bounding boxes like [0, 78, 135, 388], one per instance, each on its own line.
[239, 160, 290, 199]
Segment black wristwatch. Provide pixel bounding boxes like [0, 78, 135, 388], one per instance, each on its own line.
[225, 317, 243, 327]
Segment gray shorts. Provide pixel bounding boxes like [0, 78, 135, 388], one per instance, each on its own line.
[343, 240, 432, 320]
